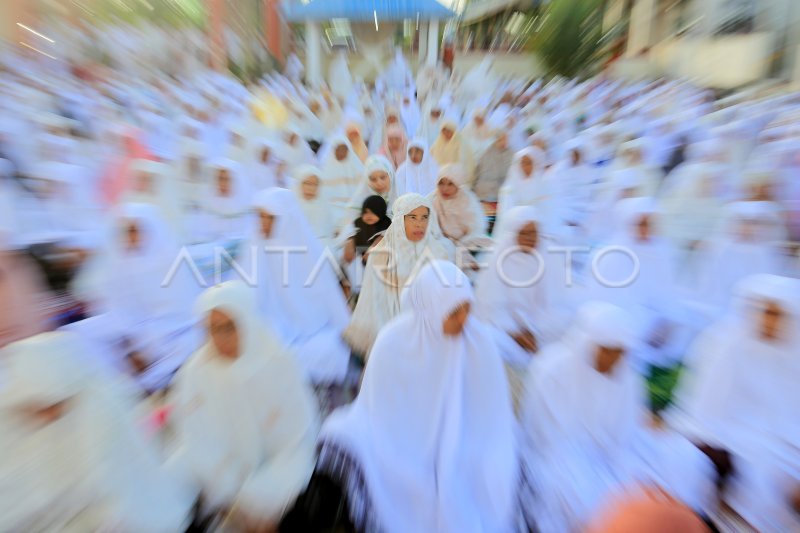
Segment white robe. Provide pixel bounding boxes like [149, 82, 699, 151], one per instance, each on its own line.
[668, 274, 800, 532]
[589, 198, 687, 370]
[521, 303, 713, 532]
[497, 147, 551, 229]
[171, 281, 319, 522]
[394, 139, 439, 197]
[237, 188, 351, 384]
[474, 207, 570, 368]
[72, 203, 200, 392]
[319, 136, 365, 222]
[320, 261, 518, 533]
[0, 332, 193, 532]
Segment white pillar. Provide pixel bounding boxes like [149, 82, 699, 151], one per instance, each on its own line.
[426, 20, 440, 66]
[305, 21, 322, 88]
[418, 22, 429, 64]
[626, 0, 657, 57]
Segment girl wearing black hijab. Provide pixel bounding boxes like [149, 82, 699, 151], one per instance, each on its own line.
[344, 195, 392, 266]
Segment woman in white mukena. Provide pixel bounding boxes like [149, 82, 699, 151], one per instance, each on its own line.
[319, 261, 519, 532]
[475, 206, 571, 405]
[520, 302, 714, 532]
[668, 274, 800, 532]
[0, 332, 194, 532]
[170, 281, 319, 530]
[237, 187, 351, 386]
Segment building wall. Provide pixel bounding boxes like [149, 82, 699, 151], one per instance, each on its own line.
[613, 32, 773, 88]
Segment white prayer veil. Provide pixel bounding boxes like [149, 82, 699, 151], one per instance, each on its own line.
[321, 261, 518, 532]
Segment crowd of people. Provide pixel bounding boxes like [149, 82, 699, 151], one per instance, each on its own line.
[0, 33, 799, 532]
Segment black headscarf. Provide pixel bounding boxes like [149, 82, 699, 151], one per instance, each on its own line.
[353, 195, 391, 250]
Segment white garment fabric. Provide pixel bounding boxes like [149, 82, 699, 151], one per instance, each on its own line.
[545, 151, 599, 231]
[248, 138, 281, 191]
[204, 158, 252, 241]
[328, 50, 355, 104]
[399, 92, 421, 140]
[0, 332, 194, 532]
[293, 164, 338, 248]
[428, 163, 487, 248]
[319, 135, 365, 221]
[237, 188, 351, 384]
[590, 198, 687, 369]
[461, 110, 496, 160]
[475, 206, 569, 368]
[600, 140, 662, 201]
[278, 127, 316, 173]
[669, 274, 800, 532]
[320, 261, 518, 533]
[74, 203, 200, 391]
[16, 161, 99, 248]
[344, 193, 450, 356]
[122, 158, 186, 242]
[416, 100, 446, 146]
[395, 137, 439, 197]
[171, 281, 319, 521]
[521, 302, 713, 532]
[695, 201, 785, 317]
[497, 147, 551, 229]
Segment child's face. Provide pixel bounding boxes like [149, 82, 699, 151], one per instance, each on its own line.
[388, 135, 402, 151]
[369, 171, 391, 194]
[216, 169, 232, 196]
[409, 147, 424, 164]
[301, 176, 319, 200]
[362, 208, 379, 225]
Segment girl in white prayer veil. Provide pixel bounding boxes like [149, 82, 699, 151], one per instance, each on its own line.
[461, 108, 496, 159]
[601, 139, 662, 200]
[319, 135, 365, 221]
[475, 206, 569, 372]
[279, 126, 316, 172]
[170, 281, 319, 528]
[341, 155, 398, 227]
[590, 198, 687, 373]
[123, 158, 185, 241]
[430, 118, 475, 181]
[520, 302, 714, 533]
[293, 165, 338, 248]
[395, 137, 439, 197]
[319, 261, 519, 533]
[694, 201, 786, 318]
[668, 274, 800, 532]
[249, 137, 280, 191]
[0, 332, 194, 532]
[204, 158, 251, 241]
[497, 147, 550, 229]
[76, 203, 200, 393]
[416, 99, 446, 146]
[429, 163, 487, 251]
[344, 193, 450, 356]
[237, 188, 351, 385]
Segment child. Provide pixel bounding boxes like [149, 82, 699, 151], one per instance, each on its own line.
[344, 195, 391, 267]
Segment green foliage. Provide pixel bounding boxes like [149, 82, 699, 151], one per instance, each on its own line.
[88, 0, 205, 27]
[531, 0, 607, 78]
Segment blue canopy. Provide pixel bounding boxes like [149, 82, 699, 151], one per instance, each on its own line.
[283, 0, 455, 22]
